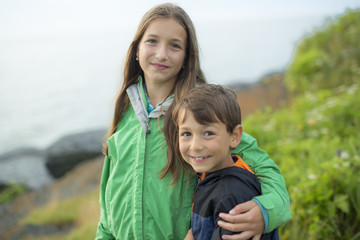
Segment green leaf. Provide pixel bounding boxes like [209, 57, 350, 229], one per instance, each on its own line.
[334, 194, 349, 214]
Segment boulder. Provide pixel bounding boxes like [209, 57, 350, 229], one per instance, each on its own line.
[45, 129, 106, 178]
[0, 148, 50, 189]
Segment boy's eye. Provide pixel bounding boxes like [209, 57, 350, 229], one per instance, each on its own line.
[204, 131, 214, 136]
[181, 132, 191, 137]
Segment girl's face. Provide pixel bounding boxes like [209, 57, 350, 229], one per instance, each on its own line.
[137, 18, 187, 89]
[178, 109, 239, 173]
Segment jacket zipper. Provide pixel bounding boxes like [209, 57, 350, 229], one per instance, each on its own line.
[145, 120, 151, 135]
[142, 118, 150, 239]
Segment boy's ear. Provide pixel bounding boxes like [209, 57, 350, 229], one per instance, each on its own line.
[230, 124, 243, 149]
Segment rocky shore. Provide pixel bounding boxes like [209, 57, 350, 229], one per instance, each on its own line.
[0, 156, 104, 240]
[0, 128, 107, 239]
[0, 128, 107, 190]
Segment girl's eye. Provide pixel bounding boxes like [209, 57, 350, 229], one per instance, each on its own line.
[147, 39, 157, 44]
[171, 43, 181, 49]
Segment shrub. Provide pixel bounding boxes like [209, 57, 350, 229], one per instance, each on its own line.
[244, 84, 360, 239]
[285, 9, 360, 95]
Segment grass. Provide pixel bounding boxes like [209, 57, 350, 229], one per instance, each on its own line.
[21, 188, 100, 240]
[0, 184, 26, 204]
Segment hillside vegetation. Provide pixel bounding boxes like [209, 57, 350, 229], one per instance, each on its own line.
[244, 9, 360, 239]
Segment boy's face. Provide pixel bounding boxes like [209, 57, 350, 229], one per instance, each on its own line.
[178, 109, 241, 173]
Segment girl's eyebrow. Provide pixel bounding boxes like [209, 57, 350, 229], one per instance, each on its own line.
[144, 33, 159, 38]
[171, 38, 184, 43]
[144, 33, 184, 43]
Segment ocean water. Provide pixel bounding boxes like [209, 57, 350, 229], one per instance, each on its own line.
[0, 16, 328, 155]
[0, 33, 123, 155]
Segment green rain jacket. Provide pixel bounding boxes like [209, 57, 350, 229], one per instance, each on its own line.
[95, 81, 291, 240]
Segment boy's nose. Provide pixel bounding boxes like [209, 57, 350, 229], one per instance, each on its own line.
[190, 136, 204, 151]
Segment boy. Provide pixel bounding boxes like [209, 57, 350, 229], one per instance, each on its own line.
[164, 84, 279, 240]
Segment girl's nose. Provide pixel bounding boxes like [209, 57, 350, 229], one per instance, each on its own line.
[156, 44, 168, 60]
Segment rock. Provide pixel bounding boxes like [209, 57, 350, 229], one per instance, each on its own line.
[45, 129, 106, 178]
[0, 147, 44, 162]
[0, 148, 52, 189]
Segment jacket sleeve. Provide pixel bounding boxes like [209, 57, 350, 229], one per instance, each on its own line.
[211, 194, 241, 240]
[232, 132, 292, 232]
[95, 155, 115, 240]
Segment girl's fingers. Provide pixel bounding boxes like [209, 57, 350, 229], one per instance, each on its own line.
[218, 212, 247, 224]
[252, 234, 261, 240]
[217, 220, 247, 232]
[229, 201, 256, 214]
[221, 231, 253, 240]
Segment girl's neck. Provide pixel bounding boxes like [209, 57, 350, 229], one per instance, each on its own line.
[145, 81, 173, 107]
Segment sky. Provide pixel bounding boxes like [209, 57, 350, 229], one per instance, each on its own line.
[1, 0, 359, 36]
[1, 0, 359, 83]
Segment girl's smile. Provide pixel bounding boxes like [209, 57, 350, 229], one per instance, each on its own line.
[151, 62, 169, 71]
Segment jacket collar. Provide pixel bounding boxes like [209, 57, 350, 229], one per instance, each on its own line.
[126, 76, 173, 134]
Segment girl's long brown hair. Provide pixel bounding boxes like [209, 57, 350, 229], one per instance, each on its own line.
[104, 3, 206, 157]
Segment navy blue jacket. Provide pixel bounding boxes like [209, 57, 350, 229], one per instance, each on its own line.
[191, 155, 278, 240]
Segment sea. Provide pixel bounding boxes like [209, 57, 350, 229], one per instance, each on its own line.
[0, 15, 334, 156]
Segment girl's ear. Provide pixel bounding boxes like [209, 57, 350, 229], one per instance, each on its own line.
[230, 124, 243, 149]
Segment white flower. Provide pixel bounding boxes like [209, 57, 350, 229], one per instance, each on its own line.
[305, 92, 317, 102]
[347, 85, 358, 95]
[263, 119, 276, 131]
[320, 128, 329, 135]
[326, 97, 338, 108]
[308, 173, 317, 180]
[342, 161, 350, 167]
[308, 130, 319, 137]
[340, 151, 350, 160]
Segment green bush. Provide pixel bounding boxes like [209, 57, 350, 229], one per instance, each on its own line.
[244, 84, 360, 239]
[252, 9, 360, 238]
[285, 9, 360, 95]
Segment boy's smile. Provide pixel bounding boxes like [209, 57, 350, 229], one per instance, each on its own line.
[178, 109, 241, 173]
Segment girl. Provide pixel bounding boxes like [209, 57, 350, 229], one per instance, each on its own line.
[96, 3, 291, 240]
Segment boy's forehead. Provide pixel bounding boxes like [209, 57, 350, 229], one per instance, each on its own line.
[177, 108, 188, 124]
[177, 107, 221, 125]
